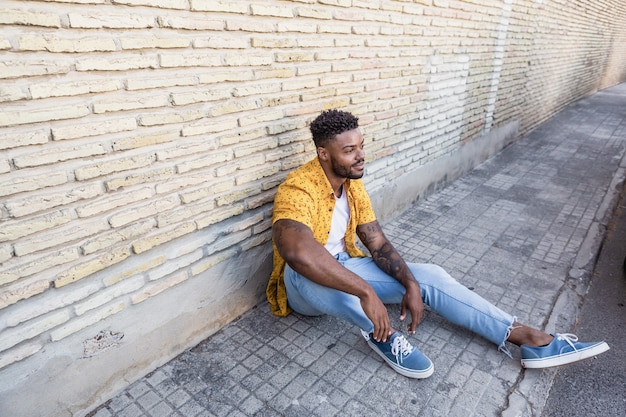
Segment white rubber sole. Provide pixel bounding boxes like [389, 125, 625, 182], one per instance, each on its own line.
[367, 339, 435, 379]
[521, 341, 610, 369]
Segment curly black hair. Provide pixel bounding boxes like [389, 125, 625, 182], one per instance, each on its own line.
[310, 109, 359, 147]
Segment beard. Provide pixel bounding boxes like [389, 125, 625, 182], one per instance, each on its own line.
[331, 158, 364, 180]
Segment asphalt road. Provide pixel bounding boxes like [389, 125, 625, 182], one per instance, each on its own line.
[542, 183, 626, 416]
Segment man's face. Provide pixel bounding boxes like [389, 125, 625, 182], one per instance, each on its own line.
[321, 128, 365, 180]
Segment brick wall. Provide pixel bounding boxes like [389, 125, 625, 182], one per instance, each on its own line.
[1, 1, 625, 415]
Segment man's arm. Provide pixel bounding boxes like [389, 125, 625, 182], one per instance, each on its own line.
[356, 220, 424, 333]
[273, 218, 392, 341]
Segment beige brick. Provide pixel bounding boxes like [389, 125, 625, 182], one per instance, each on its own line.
[236, 165, 280, 185]
[6, 183, 102, 218]
[132, 222, 196, 254]
[13, 143, 106, 169]
[274, 51, 315, 63]
[102, 255, 166, 286]
[193, 37, 248, 49]
[0, 159, 9, 174]
[53, 117, 136, 141]
[0, 244, 12, 263]
[54, 247, 132, 288]
[219, 127, 265, 146]
[241, 229, 272, 251]
[155, 173, 209, 194]
[0, 341, 42, 369]
[112, 129, 179, 151]
[18, 34, 117, 53]
[4, 278, 101, 327]
[215, 154, 264, 177]
[277, 21, 317, 33]
[295, 7, 333, 19]
[176, 150, 231, 174]
[157, 15, 224, 31]
[159, 53, 221, 68]
[30, 79, 120, 99]
[238, 109, 284, 127]
[0, 60, 71, 79]
[197, 70, 254, 84]
[81, 219, 155, 255]
[254, 68, 296, 79]
[0, 129, 49, 150]
[233, 137, 278, 159]
[181, 117, 238, 137]
[114, 0, 187, 8]
[195, 204, 244, 229]
[0, 85, 28, 102]
[76, 187, 152, 218]
[0, 104, 90, 127]
[108, 194, 179, 228]
[93, 95, 169, 114]
[50, 301, 125, 342]
[0, 8, 61, 27]
[171, 87, 232, 106]
[0, 38, 10, 50]
[300, 87, 336, 101]
[179, 178, 233, 204]
[208, 99, 259, 117]
[76, 55, 157, 71]
[106, 167, 176, 191]
[233, 82, 281, 97]
[206, 229, 250, 253]
[223, 53, 273, 66]
[156, 199, 215, 227]
[127, 75, 196, 91]
[147, 249, 203, 281]
[120, 36, 190, 50]
[296, 63, 333, 76]
[139, 109, 204, 127]
[250, 4, 294, 17]
[216, 187, 260, 206]
[0, 209, 73, 242]
[191, 247, 237, 276]
[131, 270, 188, 305]
[156, 137, 217, 161]
[260, 93, 301, 108]
[0, 248, 79, 286]
[225, 19, 275, 32]
[231, 212, 264, 233]
[75, 153, 155, 181]
[191, 0, 249, 13]
[0, 279, 50, 310]
[75, 275, 144, 316]
[68, 12, 155, 29]
[0, 309, 70, 353]
[14, 218, 109, 257]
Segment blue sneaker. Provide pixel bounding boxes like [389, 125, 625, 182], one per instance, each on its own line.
[520, 333, 609, 368]
[361, 330, 434, 378]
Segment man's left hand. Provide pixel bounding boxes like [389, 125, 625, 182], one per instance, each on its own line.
[400, 281, 424, 333]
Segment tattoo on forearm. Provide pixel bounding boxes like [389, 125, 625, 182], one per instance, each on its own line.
[357, 223, 412, 285]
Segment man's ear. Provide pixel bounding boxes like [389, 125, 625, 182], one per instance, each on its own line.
[317, 146, 328, 161]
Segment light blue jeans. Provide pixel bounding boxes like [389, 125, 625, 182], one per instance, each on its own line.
[284, 253, 515, 353]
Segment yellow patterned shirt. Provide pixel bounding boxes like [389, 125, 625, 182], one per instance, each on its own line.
[266, 157, 377, 316]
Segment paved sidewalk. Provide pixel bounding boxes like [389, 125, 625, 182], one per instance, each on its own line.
[90, 82, 626, 417]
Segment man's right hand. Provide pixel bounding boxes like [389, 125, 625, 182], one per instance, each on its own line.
[360, 290, 392, 342]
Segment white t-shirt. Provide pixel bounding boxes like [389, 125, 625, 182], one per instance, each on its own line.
[324, 186, 350, 256]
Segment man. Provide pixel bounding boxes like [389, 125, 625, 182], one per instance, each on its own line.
[266, 109, 609, 378]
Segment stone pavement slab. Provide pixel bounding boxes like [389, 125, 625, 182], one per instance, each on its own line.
[90, 82, 626, 417]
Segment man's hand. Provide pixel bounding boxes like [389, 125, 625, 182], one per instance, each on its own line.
[400, 281, 424, 334]
[360, 290, 392, 342]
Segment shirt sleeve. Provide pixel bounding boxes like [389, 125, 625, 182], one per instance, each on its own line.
[272, 180, 316, 230]
[351, 180, 377, 226]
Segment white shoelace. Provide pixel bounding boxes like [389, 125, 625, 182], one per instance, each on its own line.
[555, 333, 579, 350]
[390, 335, 414, 363]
